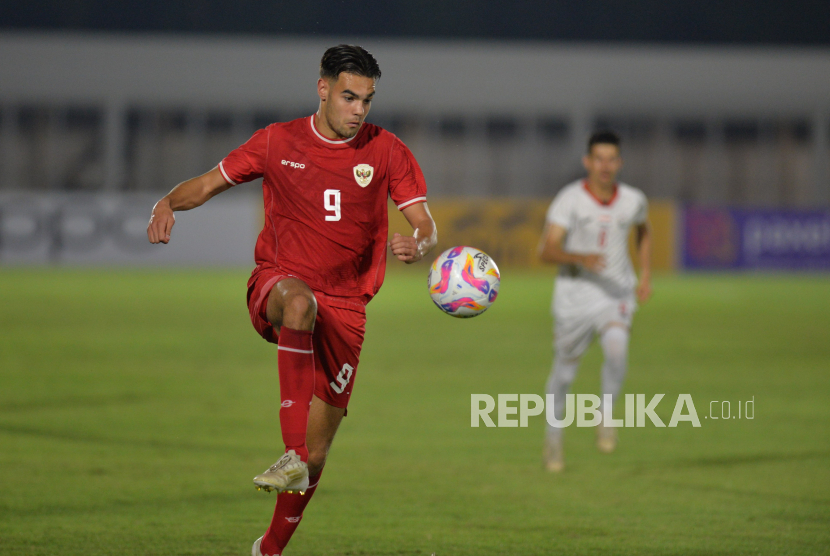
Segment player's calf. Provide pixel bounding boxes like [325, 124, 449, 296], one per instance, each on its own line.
[264, 279, 319, 463]
[306, 445, 331, 478]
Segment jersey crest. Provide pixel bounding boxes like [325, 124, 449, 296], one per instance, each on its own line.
[353, 164, 374, 187]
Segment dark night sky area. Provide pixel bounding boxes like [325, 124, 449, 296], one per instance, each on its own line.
[2, 0, 830, 45]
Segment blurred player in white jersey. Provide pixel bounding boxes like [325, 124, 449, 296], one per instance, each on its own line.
[538, 130, 652, 472]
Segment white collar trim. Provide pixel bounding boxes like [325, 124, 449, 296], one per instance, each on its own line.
[310, 114, 358, 144]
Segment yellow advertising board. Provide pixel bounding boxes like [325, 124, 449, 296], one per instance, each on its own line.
[389, 198, 676, 271]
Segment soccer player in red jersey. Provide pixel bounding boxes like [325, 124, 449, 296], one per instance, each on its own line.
[147, 45, 437, 556]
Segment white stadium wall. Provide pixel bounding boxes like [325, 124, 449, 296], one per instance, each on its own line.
[1, 34, 828, 203]
[1, 33, 829, 266]
[0, 189, 261, 266]
[2, 33, 830, 114]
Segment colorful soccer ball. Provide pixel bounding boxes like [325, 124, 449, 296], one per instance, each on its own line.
[428, 246, 500, 318]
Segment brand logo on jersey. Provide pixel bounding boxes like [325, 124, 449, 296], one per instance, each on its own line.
[353, 164, 373, 187]
[282, 160, 306, 169]
[281, 400, 295, 408]
[285, 516, 301, 523]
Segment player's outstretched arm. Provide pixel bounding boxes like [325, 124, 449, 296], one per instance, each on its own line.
[147, 167, 232, 244]
[390, 202, 438, 264]
[635, 222, 652, 303]
[538, 224, 605, 272]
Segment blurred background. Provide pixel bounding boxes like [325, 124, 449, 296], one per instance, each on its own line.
[0, 0, 829, 270]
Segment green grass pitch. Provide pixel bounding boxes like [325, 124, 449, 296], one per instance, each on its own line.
[0, 268, 828, 555]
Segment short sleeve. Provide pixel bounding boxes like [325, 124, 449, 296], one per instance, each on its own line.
[388, 138, 427, 210]
[633, 191, 649, 224]
[545, 189, 574, 230]
[218, 127, 269, 186]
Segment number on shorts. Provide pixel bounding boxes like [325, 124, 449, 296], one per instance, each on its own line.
[330, 363, 354, 394]
[324, 189, 341, 221]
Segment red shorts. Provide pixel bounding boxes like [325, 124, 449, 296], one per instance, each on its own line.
[247, 266, 366, 409]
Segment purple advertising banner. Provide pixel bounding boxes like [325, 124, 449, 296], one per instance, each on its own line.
[683, 207, 830, 270]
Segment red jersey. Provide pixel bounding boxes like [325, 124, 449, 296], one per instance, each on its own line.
[219, 115, 427, 303]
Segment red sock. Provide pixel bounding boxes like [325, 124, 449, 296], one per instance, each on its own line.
[277, 326, 314, 462]
[260, 470, 323, 555]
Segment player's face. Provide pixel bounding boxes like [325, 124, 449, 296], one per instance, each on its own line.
[583, 143, 622, 188]
[318, 73, 376, 140]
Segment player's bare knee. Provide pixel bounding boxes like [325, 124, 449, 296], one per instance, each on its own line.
[283, 291, 317, 330]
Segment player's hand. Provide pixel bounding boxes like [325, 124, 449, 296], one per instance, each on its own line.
[388, 232, 422, 264]
[147, 199, 175, 244]
[580, 253, 606, 273]
[637, 276, 652, 303]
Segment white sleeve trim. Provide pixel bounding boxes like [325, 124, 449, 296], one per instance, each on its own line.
[396, 196, 427, 210]
[218, 161, 237, 186]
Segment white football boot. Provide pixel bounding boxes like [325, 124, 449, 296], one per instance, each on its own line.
[543, 433, 565, 473]
[252, 535, 280, 556]
[253, 450, 309, 494]
[596, 421, 618, 453]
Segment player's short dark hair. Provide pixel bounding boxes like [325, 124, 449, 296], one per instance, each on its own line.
[588, 130, 621, 153]
[320, 45, 381, 81]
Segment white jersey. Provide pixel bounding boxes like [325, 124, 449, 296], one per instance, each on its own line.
[546, 180, 648, 305]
